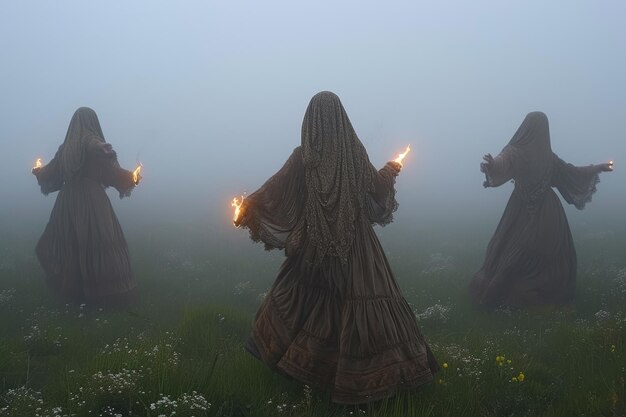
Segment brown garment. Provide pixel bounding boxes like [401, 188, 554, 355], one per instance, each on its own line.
[34, 108, 137, 305]
[470, 112, 603, 308]
[238, 92, 438, 404]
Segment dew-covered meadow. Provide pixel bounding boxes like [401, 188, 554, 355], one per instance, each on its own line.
[1, 224, 625, 417]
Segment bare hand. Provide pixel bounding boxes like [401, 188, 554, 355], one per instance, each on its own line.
[32, 167, 42, 175]
[480, 153, 494, 173]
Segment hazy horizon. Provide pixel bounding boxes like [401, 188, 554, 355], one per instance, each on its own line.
[1, 0, 624, 239]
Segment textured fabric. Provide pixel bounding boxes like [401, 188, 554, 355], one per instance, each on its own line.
[58, 107, 107, 181]
[34, 109, 137, 305]
[470, 112, 605, 307]
[236, 147, 306, 254]
[238, 92, 437, 404]
[301, 91, 377, 264]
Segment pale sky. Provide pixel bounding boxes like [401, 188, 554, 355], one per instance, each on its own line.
[1, 0, 624, 234]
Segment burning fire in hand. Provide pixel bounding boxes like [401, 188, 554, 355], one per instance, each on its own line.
[33, 158, 43, 170]
[394, 145, 411, 167]
[232, 195, 245, 226]
[132, 163, 143, 185]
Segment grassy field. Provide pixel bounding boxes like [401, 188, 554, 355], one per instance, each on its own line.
[0, 224, 625, 417]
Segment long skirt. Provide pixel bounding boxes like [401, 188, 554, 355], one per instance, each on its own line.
[246, 223, 438, 404]
[470, 188, 577, 307]
[36, 177, 137, 305]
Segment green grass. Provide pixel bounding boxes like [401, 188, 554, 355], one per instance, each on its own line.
[0, 225, 625, 417]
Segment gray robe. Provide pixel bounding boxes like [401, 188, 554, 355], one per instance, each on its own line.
[34, 108, 137, 305]
[237, 92, 438, 404]
[470, 112, 604, 307]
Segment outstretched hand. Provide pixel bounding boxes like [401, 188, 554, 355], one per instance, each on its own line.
[31, 167, 42, 175]
[233, 202, 247, 228]
[385, 161, 402, 176]
[599, 162, 614, 172]
[480, 153, 494, 173]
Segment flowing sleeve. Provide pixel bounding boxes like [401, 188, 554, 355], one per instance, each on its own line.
[87, 139, 136, 199]
[366, 163, 399, 225]
[34, 153, 63, 195]
[103, 160, 135, 199]
[552, 155, 601, 210]
[481, 146, 517, 187]
[237, 147, 306, 251]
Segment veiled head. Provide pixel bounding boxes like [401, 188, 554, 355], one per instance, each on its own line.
[68, 107, 105, 142]
[300, 91, 372, 263]
[58, 107, 106, 179]
[301, 91, 359, 168]
[509, 111, 551, 151]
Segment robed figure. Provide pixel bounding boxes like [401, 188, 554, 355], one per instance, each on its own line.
[32, 108, 139, 305]
[236, 92, 438, 404]
[470, 112, 613, 308]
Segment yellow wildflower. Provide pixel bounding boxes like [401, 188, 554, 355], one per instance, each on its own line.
[511, 377, 518, 382]
[517, 372, 525, 382]
[442, 363, 448, 369]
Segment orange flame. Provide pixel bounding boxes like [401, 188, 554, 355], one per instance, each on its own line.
[232, 195, 245, 226]
[394, 145, 411, 166]
[33, 158, 43, 170]
[132, 163, 142, 185]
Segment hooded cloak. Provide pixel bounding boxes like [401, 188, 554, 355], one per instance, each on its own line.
[237, 92, 437, 404]
[34, 108, 137, 305]
[239, 92, 397, 262]
[470, 112, 605, 307]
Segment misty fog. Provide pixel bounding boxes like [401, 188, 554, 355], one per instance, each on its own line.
[1, 0, 624, 247]
[2, 2, 626, 415]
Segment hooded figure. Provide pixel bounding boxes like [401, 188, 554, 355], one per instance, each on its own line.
[470, 112, 613, 308]
[236, 92, 438, 404]
[33, 108, 138, 305]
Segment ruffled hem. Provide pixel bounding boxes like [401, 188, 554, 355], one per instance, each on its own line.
[572, 173, 600, 210]
[369, 165, 400, 227]
[239, 211, 286, 252]
[277, 338, 435, 404]
[249, 284, 438, 404]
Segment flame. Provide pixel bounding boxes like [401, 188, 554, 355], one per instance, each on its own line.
[132, 163, 142, 185]
[394, 145, 411, 166]
[33, 158, 43, 170]
[232, 195, 245, 225]
[609, 160, 614, 169]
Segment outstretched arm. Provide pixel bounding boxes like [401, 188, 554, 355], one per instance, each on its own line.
[32, 152, 63, 195]
[367, 161, 401, 225]
[102, 160, 135, 199]
[481, 146, 516, 188]
[90, 140, 136, 199]
[553, 156, 612, 210]
[236, 147, 306, 251]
